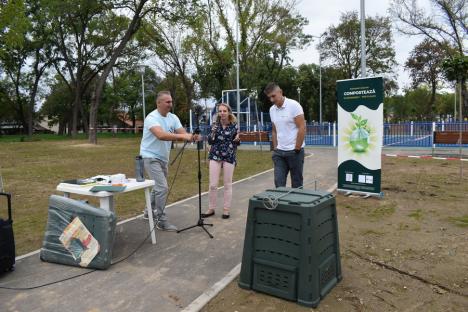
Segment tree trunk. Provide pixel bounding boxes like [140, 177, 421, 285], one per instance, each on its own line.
[27, 49, 45, 137]
[79, 100, 89, 134]
[26, 100, 34, 136]
[72, 81, 82, 137]
[27, 72, 44, 136]
[430, 82, 437, 120]
[462, 77, 467, 117]
[58, 121, 65, 135]
[89, 90, 98, 143]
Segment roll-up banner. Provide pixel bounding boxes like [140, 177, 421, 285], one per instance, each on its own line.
[337, 77, 383, 196]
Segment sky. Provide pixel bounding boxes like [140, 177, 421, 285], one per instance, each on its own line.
[289, 0, 433, 92]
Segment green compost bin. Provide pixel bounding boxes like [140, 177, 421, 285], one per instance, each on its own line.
[40, 195, 116, 270]
[239, 187, 342, 308]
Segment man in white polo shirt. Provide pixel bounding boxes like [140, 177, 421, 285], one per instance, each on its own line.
[265, 82, 306, 188]
[140, 91, 200, 231]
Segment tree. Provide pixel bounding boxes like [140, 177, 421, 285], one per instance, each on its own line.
[190, 0, 311, 100]
[321, 11, 397, 79]
[88, 0, 198, 144]
[141, 8, 200, 119]
[405, 39, 451, 118]
[40, 76, 73, 135]
[88, 0, 152, 143]
[390, 0, 468, 111]
[46, 0, 116, 137]
[109, 67, 159, 128]
[442, 54, 468, 83]
[385, 87, 434, 121]
[442, 54, 468, 120]
[0, 0, 54, 135]
[0, 0, 30, 50]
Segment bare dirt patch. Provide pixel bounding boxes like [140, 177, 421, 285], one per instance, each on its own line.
[202, 157, 468, 311]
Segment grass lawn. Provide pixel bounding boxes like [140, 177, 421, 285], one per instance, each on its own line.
[0, 137, 273, 255]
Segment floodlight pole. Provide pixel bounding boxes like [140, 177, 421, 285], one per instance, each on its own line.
[139, 65, 146, 120]
[360, 0, 366, 77]
[236, 0, 241, 128]
[454, 83, 457, 120]
[319, 36, 322, 124]
[459, 81, 463, 179]
[312, 34, 323, 124]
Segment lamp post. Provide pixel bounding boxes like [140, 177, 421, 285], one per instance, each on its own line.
[235, 0, 241, 128]
[297, 87, 301, 104]
[138, 65, 146, 121]
[312, 34, 323, 124]
[360, 0, 366, 77]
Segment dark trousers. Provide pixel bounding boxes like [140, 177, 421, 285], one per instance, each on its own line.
[272, 148, 304, 188]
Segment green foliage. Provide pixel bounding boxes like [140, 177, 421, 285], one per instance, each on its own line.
[321, 11, 397, 79]
[0, 0, 30, 49]
[39, 76, 73, 133]
[405, 39, 450, 88]
[0, 0, 55, 134]
[404, 39, 453, 118]
[385, 87, 459, 121]
[442, 55, 468, 82]
[185, 0, 311, 101]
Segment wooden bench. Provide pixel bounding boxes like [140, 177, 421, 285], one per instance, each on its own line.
[433, 131, 468, 145]
[432, 131, 468, 156]
[238, 131, 270, 143]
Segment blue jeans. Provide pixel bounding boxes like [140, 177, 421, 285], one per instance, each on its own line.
[272, 148, 304, 188]
[143, 158, 168, 221]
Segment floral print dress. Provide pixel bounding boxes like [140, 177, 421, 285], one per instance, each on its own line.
[208, 122, 238, 165]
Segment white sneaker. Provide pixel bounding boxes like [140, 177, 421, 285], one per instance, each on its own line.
[156, 220, 178, 232]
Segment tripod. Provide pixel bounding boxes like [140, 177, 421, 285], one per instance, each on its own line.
[177, 127, 214, 238]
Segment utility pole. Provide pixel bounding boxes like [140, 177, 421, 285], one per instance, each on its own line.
[312, 34, 323, 123]
[360, 0, 366, 77]
[139, 65, 146, 120]
[236, 0, 241, 127]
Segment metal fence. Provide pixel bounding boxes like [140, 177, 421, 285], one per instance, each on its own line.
[198, 121, 468, 148]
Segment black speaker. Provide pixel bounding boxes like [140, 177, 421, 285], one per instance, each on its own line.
[0, 192, 15, 273]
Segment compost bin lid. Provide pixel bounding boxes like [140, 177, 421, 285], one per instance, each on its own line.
[253, 187, 332, 205]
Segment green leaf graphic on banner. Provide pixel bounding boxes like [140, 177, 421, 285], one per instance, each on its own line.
[349, 113, 372, 153]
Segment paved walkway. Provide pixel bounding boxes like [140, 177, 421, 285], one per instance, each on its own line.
[0, 147, 337, 312]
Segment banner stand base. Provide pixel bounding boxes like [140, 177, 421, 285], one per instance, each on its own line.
[338, 189, 384, 198]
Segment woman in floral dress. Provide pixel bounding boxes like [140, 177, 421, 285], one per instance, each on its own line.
[202, 103, 240, 219]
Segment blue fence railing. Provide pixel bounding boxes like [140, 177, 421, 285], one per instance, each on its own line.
[189, 121, 468, 148]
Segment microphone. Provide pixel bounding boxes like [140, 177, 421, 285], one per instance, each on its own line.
[211, 120, 218, 139]
[232, 128, 240, 146]
[194, 127, 203, 150]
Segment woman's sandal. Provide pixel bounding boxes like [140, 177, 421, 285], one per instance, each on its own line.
[222, 209, 230, 219]
[201, 210, 215, 218]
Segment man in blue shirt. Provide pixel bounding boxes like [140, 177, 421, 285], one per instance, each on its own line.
[140, 91, 199, 231]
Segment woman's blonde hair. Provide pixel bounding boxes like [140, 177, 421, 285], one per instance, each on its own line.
[214, 103, 237, 124]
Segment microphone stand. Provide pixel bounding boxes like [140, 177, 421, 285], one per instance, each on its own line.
[177, 124, 214, 238]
